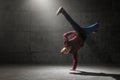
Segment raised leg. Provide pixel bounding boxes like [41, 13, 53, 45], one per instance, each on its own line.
[56, 7, 87, 41]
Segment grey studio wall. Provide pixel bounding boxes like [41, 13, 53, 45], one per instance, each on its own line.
[0, 0, 119, 65]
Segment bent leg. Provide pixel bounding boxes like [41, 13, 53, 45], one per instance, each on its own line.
[83, 22, 99, 35]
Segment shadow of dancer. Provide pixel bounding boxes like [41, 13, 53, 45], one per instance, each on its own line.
[70, 70, 120, 80]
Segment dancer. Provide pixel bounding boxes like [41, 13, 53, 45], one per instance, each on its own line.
[57, 7, 99, 70]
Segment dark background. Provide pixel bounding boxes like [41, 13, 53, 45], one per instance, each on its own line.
[0, 0, 119, 65]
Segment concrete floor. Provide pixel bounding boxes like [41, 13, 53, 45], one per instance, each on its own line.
[0, 65, 120, 80]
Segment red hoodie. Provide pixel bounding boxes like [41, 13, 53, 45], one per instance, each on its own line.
[63, 31, 84, 53]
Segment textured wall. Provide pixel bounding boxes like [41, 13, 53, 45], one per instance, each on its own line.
[0, 0, 31, 63]
[0, 0, 119, 65]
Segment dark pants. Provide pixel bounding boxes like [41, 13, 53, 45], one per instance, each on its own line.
[62, 10, 87, 41]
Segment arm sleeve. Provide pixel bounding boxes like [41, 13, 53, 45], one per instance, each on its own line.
[63, 31, 75, 38]
[69, 35, 77, 41]
[63, 31, 75, 47]
[64, 31, 78, 41]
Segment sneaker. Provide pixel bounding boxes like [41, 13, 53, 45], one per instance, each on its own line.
[56, 6, 64, 16]
[69, 69, 77, 74]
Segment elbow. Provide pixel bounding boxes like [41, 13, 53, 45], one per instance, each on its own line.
[63, 33, 67, 37]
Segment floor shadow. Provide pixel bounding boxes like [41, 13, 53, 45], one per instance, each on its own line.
[70, 70, 120, 80]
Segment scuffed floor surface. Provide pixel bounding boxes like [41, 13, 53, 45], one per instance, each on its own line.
[0, 65, 120, 80]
